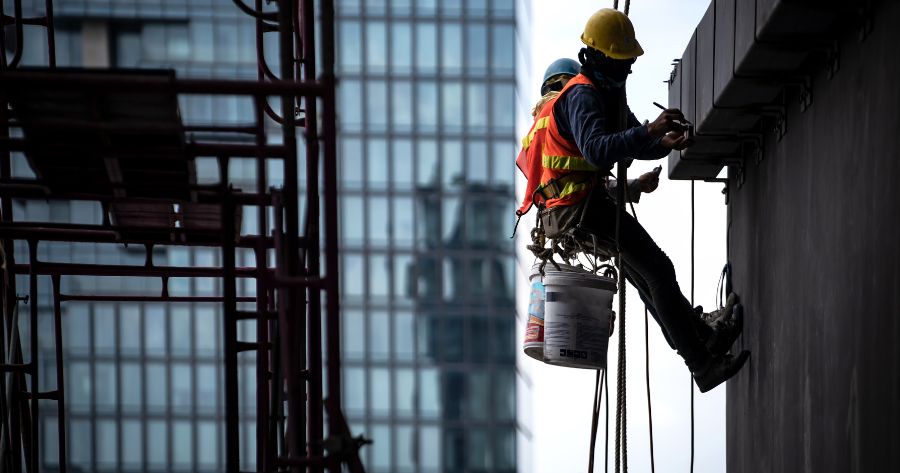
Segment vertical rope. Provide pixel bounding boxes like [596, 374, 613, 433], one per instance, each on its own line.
[605, 370, 610, 473]
[690, 180, 696, 473]
[588, 369, 605, 473]
[613, 0, 619, 10]
[645, 307, 656, 473]
[624, 0, 631, 15]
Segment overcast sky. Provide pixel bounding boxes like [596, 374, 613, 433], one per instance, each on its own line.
[516, 1, 729, 472]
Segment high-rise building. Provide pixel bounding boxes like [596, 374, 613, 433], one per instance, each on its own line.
[8, 0, 529, 472]
[333, 1, 526, 472]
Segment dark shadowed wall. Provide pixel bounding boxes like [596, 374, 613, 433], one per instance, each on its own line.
[726, 2, 900, 472]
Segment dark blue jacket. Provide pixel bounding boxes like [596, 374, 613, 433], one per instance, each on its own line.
[553, 78, 668, 172]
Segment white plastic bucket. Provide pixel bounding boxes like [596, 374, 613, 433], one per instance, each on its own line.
[542, 271, 617, 369]
[523, 262, 585, 361]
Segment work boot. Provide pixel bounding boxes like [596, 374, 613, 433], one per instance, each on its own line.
[701, 293, 739, 327]
[692, 350, 750, 393]
[702, 294, 743, 356]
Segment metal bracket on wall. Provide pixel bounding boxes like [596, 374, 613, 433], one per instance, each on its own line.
[703, 177, 730, 205]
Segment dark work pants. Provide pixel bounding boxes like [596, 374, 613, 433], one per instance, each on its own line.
[576, 191, 712, 367]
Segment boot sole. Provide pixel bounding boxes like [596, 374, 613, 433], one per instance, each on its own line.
[696, 350, 750, 393]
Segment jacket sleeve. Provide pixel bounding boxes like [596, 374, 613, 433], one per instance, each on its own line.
[627, 113, 670, 161]
[605, 178, 643, 203]
[554, 85, 668, 170]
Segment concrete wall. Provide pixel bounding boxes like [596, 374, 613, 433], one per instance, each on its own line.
[726, 2, 900, 472]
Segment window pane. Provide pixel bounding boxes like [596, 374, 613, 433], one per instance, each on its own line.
[338, 79, 363, 132]
[344, 367, 367, 416]
[496, 426, 517, 469]
[145, 305, 166, 355]
[441, 24, 462, 73]
[147, 420, 168, 469]
[467, 428, 490, 470]
[391, 23, 412, 73]
[170, 306, 191, 355]
[466, 0, 487, 16]
[419, 367, 441, 418]
[121, 362, 142, 412]
[172, 363, 193, 410]
[494, 370, 516, 421]
[197, 364, 218, 413]
[64, 304, 90, 354]
[147, 363, 168, 411]
[391, 81, 413, 132]
[467, 140, 489, 184]
[342, 196, 365, 246]
[492, 24, 515, 74]
[343, 254, 365, 297]
[94, 305, 115, 355]
[70, 420, 92, 468]
[416, 139, 439, 186]
[68, 362, 91, 411]
[466, 23, 488, 74]
[492, 83, 515, 133]
[392, 139, 414, 189]
[198, 421, 218, 468]
[369, 255, 391, 298]
[420, 426, 441, 470]
[416, 82, 438, 133]
[119, 305, 141, 354]
[122, 420, 143, 468]
[417, 0, 437, 15]
[415, 23, 437, 73]
[441, 82, 463, 133]
[396, 425, 415, 470]
[442, 140, 463, 191]
[195, 306, 217, 355]
[393, 255, 415, 303]
[492, 140, 515, 186]
[442, 196, 462, 241]
[394, 311, 415, 360]
[370, 368, 391, 416]
[343, 310, 365, 360]
[466, 83, 488, 131]
[368, 197, 390, 245]
[97, 420, 117, 468]
[341, 138, 364, 189]
[392, 0, 412, 15]
[173, 421, 193, 469]
[95, 362, 117, 410]
[368, 310, 390, 360]
[395, 368, 415, 417]
[366, 21, 388, 72]
[366, 80, 389, 132]
[339, 20, 362, 73]
[371, 424, 392, 470]
[367, 138, 389, 189]
[392, 197, 414, 247]
[440, 0, 462, 16]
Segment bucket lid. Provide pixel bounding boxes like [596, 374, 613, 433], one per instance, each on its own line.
[530, 261, 587, 276]
[543, 271, 617, 292]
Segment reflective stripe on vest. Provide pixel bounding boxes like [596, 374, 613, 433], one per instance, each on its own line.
[536, 175, 594, 200]
[541, 155, 598, 172]
[522, 116, 550, 150]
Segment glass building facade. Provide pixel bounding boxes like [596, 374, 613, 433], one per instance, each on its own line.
[9, 0, 528, 472]
[334, 1, 523, 472]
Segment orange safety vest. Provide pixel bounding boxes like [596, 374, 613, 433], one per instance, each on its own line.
[516, 73, 599, 214]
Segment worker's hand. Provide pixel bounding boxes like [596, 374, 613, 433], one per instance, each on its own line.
[638, 166, 662, 193]
[660, 131, 694, 150]
[647, 108, 687, 138]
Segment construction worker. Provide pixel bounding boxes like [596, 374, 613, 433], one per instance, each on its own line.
[520, 9, 747, 392]
[520, 58, 659, 217]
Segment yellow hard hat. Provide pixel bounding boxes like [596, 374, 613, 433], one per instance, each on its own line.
[580, 8, 644, 60]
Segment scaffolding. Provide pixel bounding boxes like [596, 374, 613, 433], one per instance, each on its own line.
[0, 0, 362, 472]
